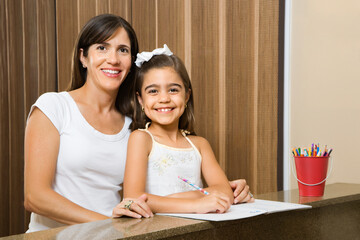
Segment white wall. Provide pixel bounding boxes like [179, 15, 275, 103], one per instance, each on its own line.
[287, 0, 360, 189]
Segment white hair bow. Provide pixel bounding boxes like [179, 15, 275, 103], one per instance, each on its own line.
[135, 44, 173, 67]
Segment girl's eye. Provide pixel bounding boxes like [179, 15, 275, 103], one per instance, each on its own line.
[169, 88, 179, 93]
[97, 45, 106, 51]
[148, 89, 158, 94]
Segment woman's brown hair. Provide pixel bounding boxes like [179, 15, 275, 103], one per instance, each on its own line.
[131, 54, 196, 134]
[69, 14, 139, 116]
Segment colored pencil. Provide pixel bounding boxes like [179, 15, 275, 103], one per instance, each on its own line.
[178, 176, 209, 195]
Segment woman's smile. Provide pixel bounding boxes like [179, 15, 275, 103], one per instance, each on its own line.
[80, 27, 132, 92]
[101, 68, 122, 78]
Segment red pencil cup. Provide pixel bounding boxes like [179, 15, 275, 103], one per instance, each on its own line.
[293, 156, 331, 197]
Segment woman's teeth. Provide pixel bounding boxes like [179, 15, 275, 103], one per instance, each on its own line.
[102, 69, 120, 74]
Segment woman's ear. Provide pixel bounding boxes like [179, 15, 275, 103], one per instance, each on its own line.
[79, 49, 87, 68]
[185, 88, 191, 104]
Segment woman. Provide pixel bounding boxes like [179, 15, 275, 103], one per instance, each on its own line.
[24, 14, 252, 232]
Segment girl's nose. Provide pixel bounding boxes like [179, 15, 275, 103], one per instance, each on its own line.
[159, 92, 170, 102]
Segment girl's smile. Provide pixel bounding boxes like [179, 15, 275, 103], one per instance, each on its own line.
[138, 67, 190, 127]
[155, 107, 174, 113]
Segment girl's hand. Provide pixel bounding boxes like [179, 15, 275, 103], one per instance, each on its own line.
[195, 191, 232, 214]
[229, 179, 254, 204]
[112, 194, 154, 219]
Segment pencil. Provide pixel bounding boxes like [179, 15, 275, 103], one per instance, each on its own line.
[178, 176, 209, 195]
[327, 149, 333, 156]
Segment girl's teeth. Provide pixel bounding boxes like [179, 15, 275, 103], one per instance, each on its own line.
[158, 108, 171, 112]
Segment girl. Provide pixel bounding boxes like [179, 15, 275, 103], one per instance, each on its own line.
[123, 45, 235, 213]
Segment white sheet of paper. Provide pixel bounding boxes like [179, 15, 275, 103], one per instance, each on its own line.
[156, 199, 311, 221]
[246, 199, 312, 213]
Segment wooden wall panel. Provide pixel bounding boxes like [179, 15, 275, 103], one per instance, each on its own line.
[38, 0, 57, 94]
[131, 0, 156, 51]
[256, 0, 278, 193]
[109, 0, 132, 22]
[78, 0, 97, 30]
[0, 0, 10, 237]
[24, 0, 39, 118]
[225, 0, 256, 185]
[191, 0, 220, 161]
[56, 0, 78, 91]
[7, 0, 25, 235]
[96, 0, 110, 15]
[0, 0, 56, 236]
[224, 0, 279, 194]
[157, 0, 185, 59]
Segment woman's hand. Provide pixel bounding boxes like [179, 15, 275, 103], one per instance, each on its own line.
[194, 191, 232, 214]
[229, 179, 254, 204]
[112, 194, 153, 219]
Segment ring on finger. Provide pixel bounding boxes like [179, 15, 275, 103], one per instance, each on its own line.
[249, 192, 254, 198]
[124, 200, 134, 210]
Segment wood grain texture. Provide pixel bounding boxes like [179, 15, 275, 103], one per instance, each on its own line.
[96, 0, 110, 15]
[109, 0, 131, 22]
[255, 0, 278, 193]
[78, 0, 97, 31]
[0, 0, 10, 237]
[157, 0, 185, 59]
[7, 0, 25, 235]
[56, 0, 79, 91]
[24, 0, 39, 118]
[1, 0, 56, 236]
[184, 0, 191, 76]
[190, 0, 220, 161]
[131, 0, 156, 51]
[37, 0, 57, 95]
[224, 0, 278, 194]
[225, 0, 256, 185]
[218, 0, 226, 170]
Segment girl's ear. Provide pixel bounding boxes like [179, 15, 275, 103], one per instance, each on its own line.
[79, 49, 87, 68]
[136, 92, 143, 108]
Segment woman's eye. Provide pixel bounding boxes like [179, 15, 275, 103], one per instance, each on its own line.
[97, 45, 106, 51]
[119, 48, 129, 53]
